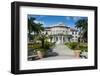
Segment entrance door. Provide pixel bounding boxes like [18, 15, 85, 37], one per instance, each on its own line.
[56, 36, 62, 44]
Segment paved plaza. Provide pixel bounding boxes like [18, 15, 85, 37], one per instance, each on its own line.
[40, 44, 77, 60]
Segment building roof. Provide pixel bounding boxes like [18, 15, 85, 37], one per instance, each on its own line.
[70, 28, 78, 32]
[44, 22, 78, 31]
[45, 22, 69, 29]
[52, 22, 68, 27]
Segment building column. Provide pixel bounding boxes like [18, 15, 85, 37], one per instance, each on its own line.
[54, 36, 55, 42]
[54, 36, 56, 42]
[63, 36, 65, 42]
[58, 36, 60, 44]
[52, 36, 54, 42]
[59, 36, 61, 43]
[66, 37, 68, 42]
[62, 36, 63, 43]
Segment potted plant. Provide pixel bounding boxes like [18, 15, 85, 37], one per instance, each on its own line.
[74, 46, 81, 58]
[30, 43, 44, 59]
[36, 48, 45, 59]
[80, 45, 88, 58]
[69, 42, 81, 58]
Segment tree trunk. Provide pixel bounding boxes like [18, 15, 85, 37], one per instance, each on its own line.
[42, 39, 44, 48]
[28, 25, 31, 41]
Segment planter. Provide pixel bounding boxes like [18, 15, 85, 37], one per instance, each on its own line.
[74, 50, 81, 58]
[36, 51, 43, 59]
[81, 51, 88, 58]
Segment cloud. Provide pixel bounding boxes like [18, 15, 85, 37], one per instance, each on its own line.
[73, 17, 82, 21]
[66, 16, 82, 22]
[34, 20, 39, 23]
[65, 16, 71, 20]
[34, 20, 46, 27]
[34, 20, 44, 24]
[68, 24, 76, 28]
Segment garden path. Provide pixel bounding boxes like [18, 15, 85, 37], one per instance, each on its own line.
[40, 44, 77, 60]
[53, 44, 75, 56]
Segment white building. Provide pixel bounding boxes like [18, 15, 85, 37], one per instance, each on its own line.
[43, 22, 79, 44]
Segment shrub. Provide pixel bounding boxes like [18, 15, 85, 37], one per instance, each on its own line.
[79, 44, 88, 52]
[65, 42, 78, 49]
[44, 41, 53, 49]
[28, 41, 56, 56]
[69, 42, 79, 50]
[65, 42, 88, 52]
[35, 48, 47, 57]
[36, 48, 45, 52]
[28, 43, 41, 49]
[65, 42, 71, 48]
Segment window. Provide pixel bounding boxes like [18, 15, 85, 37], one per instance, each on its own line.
[75, 39, 77, 41]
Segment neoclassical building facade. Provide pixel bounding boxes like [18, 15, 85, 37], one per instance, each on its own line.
[43, 22, 79, 44]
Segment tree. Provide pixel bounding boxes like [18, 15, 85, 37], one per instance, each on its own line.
[28, 17, 36, 40]
[34, 23, 45, 47]
[75, 19, 88, 42]
[35, 33, 48, 48]
[28, 16, 51, 48]
[35, 23, 44, 34]
[28, 17, 44, 41]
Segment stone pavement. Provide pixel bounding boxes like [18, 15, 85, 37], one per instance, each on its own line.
[40, 44, 77, 60]
[53, 44, 75, 56]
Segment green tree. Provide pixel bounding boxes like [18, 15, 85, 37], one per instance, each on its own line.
[28, 17, 36, 40]
[34, 23, 45, 48]
[28, 17, 44, 41]
[75, 19, 88, 42]
[35, 23, 44, 34]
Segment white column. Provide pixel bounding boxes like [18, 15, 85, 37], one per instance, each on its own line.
[63, 36, 65, 42]
[58, 36, 60, 44]
[59, 36, 60, 43]
[66, 37, 68, 42]
[52, 36, 54, 42]
[62, 36, 63, 43]
[54, 36, 56, 42]
[54, 36, 55, 42]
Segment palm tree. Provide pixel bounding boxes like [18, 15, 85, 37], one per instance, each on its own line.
[28, 17, 44, 41]
[39, 34, 47, 48]
[35, 23, 44, 34]
[34, 23, 45, 48]
[75, 19, 88, 42]
[28, 17, 37, 40]
[28, 17, 51, 48]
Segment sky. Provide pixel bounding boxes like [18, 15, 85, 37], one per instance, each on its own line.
[28, 15, 87, 28]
